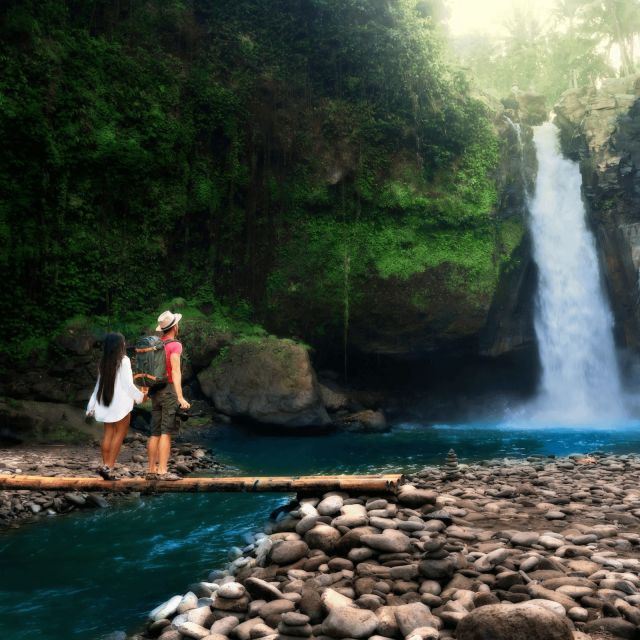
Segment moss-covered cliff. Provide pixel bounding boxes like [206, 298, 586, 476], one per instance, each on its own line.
[1, 0, 532, 368]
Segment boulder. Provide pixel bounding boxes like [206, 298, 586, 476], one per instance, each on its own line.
[198, 339, 330, 427]
[456, 604, 574, 640]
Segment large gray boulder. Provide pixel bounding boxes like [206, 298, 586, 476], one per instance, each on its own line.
[456, 604, 573, 640]
[198, 338, 330, 427]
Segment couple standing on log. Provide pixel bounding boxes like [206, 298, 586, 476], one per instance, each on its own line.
[86, 311, 190, 481]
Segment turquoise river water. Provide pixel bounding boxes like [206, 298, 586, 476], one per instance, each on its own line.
[2, 419, 640, 639]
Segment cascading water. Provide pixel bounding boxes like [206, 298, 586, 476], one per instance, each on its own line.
[528, 121, 625, 422]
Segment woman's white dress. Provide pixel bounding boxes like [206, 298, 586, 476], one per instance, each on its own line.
[87, 356, 144, 423]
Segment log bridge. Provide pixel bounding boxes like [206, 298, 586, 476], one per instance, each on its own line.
[0, 473, 403, 495]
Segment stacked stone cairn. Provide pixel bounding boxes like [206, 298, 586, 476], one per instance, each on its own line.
[442, 451, 460, 481]
[141, 453, 640, 640]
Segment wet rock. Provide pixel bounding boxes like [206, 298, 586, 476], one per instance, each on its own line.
[244, 577, 284, 601]
[270, 540, 309, 565]
[456, 603, 574, 640]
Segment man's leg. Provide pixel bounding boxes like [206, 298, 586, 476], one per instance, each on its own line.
[157, 434, 172, 474]
[147, 436, 160, 473]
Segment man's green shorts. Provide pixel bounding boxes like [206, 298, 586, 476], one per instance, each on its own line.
[150, 385, 180, 436]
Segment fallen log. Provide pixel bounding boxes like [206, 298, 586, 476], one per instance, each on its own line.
[0, 473, 402, 494]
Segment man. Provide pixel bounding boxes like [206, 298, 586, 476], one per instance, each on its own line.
[147, 310, 191, 480]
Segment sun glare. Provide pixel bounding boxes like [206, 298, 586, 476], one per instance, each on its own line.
[447, 0, 556, 37]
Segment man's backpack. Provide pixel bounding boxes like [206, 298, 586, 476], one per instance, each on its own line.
[132, 336, 176, 388]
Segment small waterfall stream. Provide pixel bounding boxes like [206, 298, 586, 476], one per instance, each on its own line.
[528, 122, 625, 421]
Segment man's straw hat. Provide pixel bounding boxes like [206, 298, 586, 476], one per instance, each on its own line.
[156, 310, 182, 332]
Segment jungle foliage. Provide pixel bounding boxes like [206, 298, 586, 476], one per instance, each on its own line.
[453, 0, 640, 102]
[0, 0, 510, 359]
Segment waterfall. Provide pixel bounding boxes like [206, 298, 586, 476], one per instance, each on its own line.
[528, 122, 625, 421]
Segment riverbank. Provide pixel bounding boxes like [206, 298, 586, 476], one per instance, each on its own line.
[0, 433, 223, 528]
[138, 452, 640, 640]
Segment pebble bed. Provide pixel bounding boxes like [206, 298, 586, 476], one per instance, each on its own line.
[137, 452, 640, 640]
[0, 433, 222, 527]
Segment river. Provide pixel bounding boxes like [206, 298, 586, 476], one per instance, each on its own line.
[2, 419, 640, 639]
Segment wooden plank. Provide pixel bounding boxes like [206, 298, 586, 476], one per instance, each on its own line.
[0, 474, 402, 494]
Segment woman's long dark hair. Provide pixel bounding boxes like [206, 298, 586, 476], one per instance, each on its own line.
[97, 333, 126, 407]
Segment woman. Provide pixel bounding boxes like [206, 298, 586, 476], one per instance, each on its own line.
[87, 333, 144, 480]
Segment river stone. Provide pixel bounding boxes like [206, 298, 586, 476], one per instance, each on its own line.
[317, 495, 344, 516]
[511, 532, 540, 547]
[456, 604, 574, 640]
[322, 606, 379, 638]
[173, 620, 211, 639]
[397, 486, 437, 507]
[406, 626, 439, 640]
[333, 512, 369, 528]
[296, 514, 320, 536]
[527, 584, 577, 611]
[360, 530, 411, 553]
[217, 582, 246, 599]
[213, 594, 250, 612]
[584, 618, 638, 639]
[322, 588, 355, 612]
[281, 612, 310, 626]
[299, 586, 323, 623]
[516, 599, 566, 618]
[304, 524, 341, 553]
[245, 577, 284, 601]
[394, 602, 436, 636]
[419, 558, 454, 580]
[209, 616, 240, 635]
[234, 617, 265, 640]
[270, 540, 309, 564]
[185, 606, 215, 628]
[150, 595, 183, 621]
[258, 599, 295, 627]
[177, 591, 198, 613]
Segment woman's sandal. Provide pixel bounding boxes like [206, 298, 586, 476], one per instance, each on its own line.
[98, 466, 119, 481]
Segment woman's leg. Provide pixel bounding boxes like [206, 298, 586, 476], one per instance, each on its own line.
[107, 414, 130, 467]
[101, 424, 115, 466]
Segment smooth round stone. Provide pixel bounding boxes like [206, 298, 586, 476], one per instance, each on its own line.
[556, 585, 593, 598]
[511, 532, 540, 547]
[177, 591, 199, 614]
[217, 582, 246, 599]
[539, 536, 564, 550]
[321, 606, 378, 639]
[150, 595, 182, 621]
[281, 611, 310, 626]
[516, 599, 566, 618]
[270, 541, 309, 565]
[545, 511, 566, 520]
[457, 604, 574, 640]
[568, 607, 589, 622]
[317, 495, 344, 516]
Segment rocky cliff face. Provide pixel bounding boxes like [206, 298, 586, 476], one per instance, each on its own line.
[555, 75, 640, 348]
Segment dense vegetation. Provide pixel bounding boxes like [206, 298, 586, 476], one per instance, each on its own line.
[454, 0, 640, 102]
[1, 0, 516, 362]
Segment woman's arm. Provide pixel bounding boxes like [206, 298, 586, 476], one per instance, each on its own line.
[121, 356, 144, 404]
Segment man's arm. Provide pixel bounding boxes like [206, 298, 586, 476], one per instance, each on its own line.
[170, 352, 191, 409]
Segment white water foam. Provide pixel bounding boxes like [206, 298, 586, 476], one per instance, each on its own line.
[526, 122, 625, 423]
